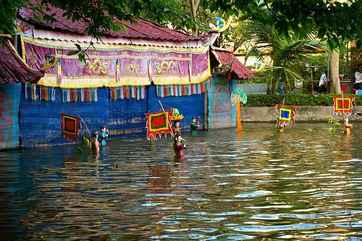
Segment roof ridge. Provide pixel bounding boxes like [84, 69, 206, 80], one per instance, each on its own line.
[136, 18, 193, 38]
[118, 20, 151, 38]
[18, 6, 210, 43]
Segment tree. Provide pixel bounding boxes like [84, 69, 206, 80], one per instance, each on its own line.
[189, 0, 201, 34]
[209, 0, 362, 46]
[239, 21, 323, 94]
[329, 50, 342, 94]
[3, 0, 362, 43]
[2, 0, 362, 94]
[1, 0, 195, 38]
[208, 0, 362, 93]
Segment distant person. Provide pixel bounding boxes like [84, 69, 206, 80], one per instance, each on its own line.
[318, 72, 329, 93]
[278, 81, 285, 96]
[99, 126, 109, 146]
[344, 117, 352, 136]
[173, 133, 186, 160]
[173, 121, 181, 135]
[92, 132, 100, 155]
[355, 71, 362, 83]
[354, 70, 362, 90]
[190, 117, 200, 131]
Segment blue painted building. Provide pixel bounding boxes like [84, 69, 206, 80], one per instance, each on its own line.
[208, 48, 254, 129]
[16, 7, 216, 147]
[20, 85, 206, 147]
[1, 9, 253, 150]
[0, 38, 43, 150]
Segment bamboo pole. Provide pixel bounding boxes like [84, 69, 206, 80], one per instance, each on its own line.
[236, 100, 242, 131]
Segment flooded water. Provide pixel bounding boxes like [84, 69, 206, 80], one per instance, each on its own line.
[1, 123, 362, 241]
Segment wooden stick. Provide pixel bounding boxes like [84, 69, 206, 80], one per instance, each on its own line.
[158, 100, 175, 136]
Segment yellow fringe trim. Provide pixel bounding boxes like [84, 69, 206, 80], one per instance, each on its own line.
[152, 70, 211, 85]
[37, 71, 210, 88]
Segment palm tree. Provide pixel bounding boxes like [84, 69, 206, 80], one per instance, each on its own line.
[237, 21, 324, 94]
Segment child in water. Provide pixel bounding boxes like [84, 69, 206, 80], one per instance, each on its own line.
[174, 121, 181, 135]
[92, 132, 100, 155]
[173, 133, 186, 160]
[99, 126, 109, 146]
[190, 116, 201, 131]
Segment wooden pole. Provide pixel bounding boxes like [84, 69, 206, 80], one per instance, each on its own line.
[236, 100, 242, 131]
[158, 100, 174, 136]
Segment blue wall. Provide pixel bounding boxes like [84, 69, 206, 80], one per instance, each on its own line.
[208, 76, 236, 129]
[0, 84, 21, 149]
[109, 95, 147, 137]
[147, 85, 205, 131]
[20, 85, 205, 147]
[20, 88, 110, 147]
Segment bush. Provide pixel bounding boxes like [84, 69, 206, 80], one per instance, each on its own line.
[247, 94, 362, 106]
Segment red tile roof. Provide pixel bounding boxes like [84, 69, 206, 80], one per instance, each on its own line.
[19, 7, 209, 42]
[212, 50, 254, 80]
[0, 39, 43, 84]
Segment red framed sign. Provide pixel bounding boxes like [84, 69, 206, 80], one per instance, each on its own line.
[146, 111, 172, 140]
[61, 114, 80, 140]
[333, 96, 353, 113]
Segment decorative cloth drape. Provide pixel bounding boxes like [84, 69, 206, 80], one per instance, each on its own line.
[24, 83, 56, 101]
[24, 41, 211, 88]
[61, 88, 98, 103]
[110, 86, 146, 101]
[156, 82, 206, 98]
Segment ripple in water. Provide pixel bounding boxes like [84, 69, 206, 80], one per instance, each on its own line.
[1, 123, 362, 240]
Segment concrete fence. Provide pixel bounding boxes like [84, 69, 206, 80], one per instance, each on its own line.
[241, 106, 362, 122]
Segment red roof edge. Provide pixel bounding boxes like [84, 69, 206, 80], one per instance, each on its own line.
[18, 6, 210, 43]
[0, 39, 44, 84]
[212, 49, 254, 80]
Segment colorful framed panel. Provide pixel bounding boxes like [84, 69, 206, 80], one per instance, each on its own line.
[61, 114, 80, 140]
[279, 108, 292, 121]
[146, 111, 172, 140]
[333, 96, 353, 113]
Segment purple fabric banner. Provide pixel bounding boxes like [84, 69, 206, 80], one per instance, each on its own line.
[118, 57, 149, 84]
[192, 52, 209, 77]
[25, 43, 210, 87]
[25, 43, 56, 74]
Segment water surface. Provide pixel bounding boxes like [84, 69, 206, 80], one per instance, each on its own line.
[1, 123, 362, 240]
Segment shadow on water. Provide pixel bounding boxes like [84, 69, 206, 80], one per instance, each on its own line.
[1, 123, 362, 240]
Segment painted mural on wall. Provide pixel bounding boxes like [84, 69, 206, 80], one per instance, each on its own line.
[0, 84, 20, 149]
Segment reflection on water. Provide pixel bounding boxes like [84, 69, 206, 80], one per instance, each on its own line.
[1, 123, 362, 240]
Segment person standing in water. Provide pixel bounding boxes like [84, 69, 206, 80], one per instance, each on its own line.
[99, 126, 109, 146]
[173, 133, 186, 160]
[92, 132, 100, 155]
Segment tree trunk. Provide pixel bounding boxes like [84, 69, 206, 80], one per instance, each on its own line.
[189, 0, 200, 35]
[330, 50, 341, 94]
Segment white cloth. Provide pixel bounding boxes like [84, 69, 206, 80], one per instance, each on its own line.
[355, 71, 362, 83]
[319, 73, 328, 87]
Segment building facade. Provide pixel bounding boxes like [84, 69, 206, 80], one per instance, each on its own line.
[17, 7, 217, 147]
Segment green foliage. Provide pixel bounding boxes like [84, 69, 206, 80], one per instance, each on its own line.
[247, 94, 283, 106]
[328, 116, 341, 133]
[247, 94, 362, 107]
[247, 71, 270, 84]
[209, 0, 362, 48]
[1, 0, 195, 38]
[2, 0, 361, 50]
[0, 0, 26, 35]
[230, 18, 324, 94]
